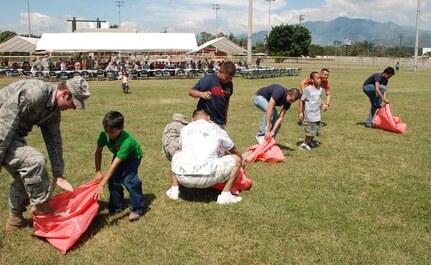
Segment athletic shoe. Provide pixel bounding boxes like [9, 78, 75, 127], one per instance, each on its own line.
[6, 213, 31, 232]
[128, 212, 141, 222]
[255, 135, 265, 145]
[298, 143, 311, 151]
[166, 186, 180, 200]
[365, 123, 372, 128]
[217, 193, 242, 205]
[308, 141, 318, 148]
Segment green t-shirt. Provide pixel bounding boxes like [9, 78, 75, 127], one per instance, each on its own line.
[97, 130, 143, 160]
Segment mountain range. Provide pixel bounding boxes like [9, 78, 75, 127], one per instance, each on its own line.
[245, 17, 431, 48]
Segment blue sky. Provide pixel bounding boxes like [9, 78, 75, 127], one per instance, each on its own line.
[2, 0, 430, 36]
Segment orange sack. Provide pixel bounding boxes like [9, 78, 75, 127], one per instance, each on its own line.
[245, 137, 285, 163]
[211, 166, 252, 195]
[33, 181, 99, 254]
[372, 104, 407, 134]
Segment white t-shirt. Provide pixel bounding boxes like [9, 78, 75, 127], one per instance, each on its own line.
[171, 119, 234, 175]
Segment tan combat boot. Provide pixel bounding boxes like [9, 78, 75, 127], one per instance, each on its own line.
[6, 213, 31, 232]
[31, 202, 54, 215]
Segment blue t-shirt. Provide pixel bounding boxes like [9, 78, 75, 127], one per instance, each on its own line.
[192, 74, 233, 125]
[363, 73, 389, 87]
[256, 84, 291, 110]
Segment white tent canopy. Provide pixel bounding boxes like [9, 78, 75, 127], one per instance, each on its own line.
[0, 36, 38, 53]
[36, 32, 197, 52]
[188, 37, 248, 55]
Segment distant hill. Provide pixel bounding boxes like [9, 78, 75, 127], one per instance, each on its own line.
[244, 17, 431, 48]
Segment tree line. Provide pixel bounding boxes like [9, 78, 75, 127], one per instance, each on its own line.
[1, 27, 419, 58]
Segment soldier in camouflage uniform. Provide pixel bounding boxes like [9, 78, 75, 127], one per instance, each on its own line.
[0, 76, 91, 231]
[161, 114, 189, 161]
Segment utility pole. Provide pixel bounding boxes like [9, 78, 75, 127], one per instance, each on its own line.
[298, 14, 305, 25]
[265, 0, 275, 37]
[212, 4, 220, 38]
[115, 1, 124, 29]
[414, 0, 421, 72]
[247, 0, 252, 65]
[398, 33, 404, 48]
[27, 0, 31, 37]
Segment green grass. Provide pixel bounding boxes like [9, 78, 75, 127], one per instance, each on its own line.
[0, 63, 430, 264]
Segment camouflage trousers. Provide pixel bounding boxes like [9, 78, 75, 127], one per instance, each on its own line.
[2, 137, 52, 215]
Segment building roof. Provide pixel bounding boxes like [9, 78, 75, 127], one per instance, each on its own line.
[36, 32, 197, 52]
[188, 37, 248, 55]
[0, 35, 38, 53]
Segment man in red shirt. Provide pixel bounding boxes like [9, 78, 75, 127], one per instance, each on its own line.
[299, 68, 331, 120]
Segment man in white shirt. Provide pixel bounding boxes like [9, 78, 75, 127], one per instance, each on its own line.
[167, 109, 243, 204]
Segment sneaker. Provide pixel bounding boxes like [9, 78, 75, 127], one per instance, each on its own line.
[5, 213, 31, 232]
[365, 123, 372, 128]
[217, 193, 242, 205]
[128, 212, 141, 222]
[255, 135, 265, 145]
[308, 141, 317, 148]
[166, 186, 180, 200]
[32, 202, 54, 215]
[298, 143, 311, 151]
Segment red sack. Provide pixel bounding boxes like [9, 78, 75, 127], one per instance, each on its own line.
[372, 104, 407, 134]
[33, 181, 100, 254]
[211, 166, 253, 195]
[245, 137, 285, 163]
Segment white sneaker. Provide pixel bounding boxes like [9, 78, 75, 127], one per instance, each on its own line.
[255, 135, 265, 145]
[166, 186, 180, 200]
[298, 143, 311, 151]
[217, 193, 242, 205]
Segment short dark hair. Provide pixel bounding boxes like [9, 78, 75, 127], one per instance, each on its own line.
[384, 67, 395, 75]
[288, 88, 301, 100]
[310, 71, 319, 79]
[320, 68, 329, 73]
[192, 109, 208, 118]
[102, 111, 124, 129]
[219, 61, 236, 76]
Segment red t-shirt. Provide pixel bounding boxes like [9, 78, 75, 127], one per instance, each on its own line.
[303, 76, 330, 93]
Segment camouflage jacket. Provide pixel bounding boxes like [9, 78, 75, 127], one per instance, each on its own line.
[161, 114, 189, 161]
[0, 79, 64, 176]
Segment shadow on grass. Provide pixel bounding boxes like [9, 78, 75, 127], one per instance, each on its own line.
[64, 192, 156, 253]
[178, 186, 219, 203]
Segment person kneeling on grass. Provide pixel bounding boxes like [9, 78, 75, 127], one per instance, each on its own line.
[93, 111, 145, 221]
[166, 109, 243, 204]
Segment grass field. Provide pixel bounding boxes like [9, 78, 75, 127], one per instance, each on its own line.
[0, 62, 430, 264]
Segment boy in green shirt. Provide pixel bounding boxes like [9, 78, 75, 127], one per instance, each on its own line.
[93, 111, 144, 221]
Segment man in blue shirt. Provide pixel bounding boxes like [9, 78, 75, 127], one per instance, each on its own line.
[362, 67, 395, 127]
[188, 61, 236, 128]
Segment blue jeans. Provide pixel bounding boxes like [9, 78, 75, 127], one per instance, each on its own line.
[363, 84, 386, 126]
[254, 95, 281, 138]
[108, 158, 144, 215]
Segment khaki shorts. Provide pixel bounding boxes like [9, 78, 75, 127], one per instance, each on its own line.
[172, 153, 236, 188]
[304, 121, 321, 137]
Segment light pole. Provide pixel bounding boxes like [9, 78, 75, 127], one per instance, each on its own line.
[265, 0, 275, 38]
[298, 14, 305, 25]
[247, 0, 252, 64]
[115, 1, 124, 28]
[413, 0, 421, 72]
[212, 4, 220, 38]
[27, 0, 31, 37]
